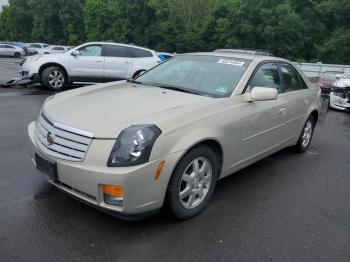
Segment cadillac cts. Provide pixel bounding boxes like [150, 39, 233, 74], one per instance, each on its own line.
[28, 52, 321, 220]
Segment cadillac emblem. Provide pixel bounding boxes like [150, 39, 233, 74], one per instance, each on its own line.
[46, 132, 55, 145]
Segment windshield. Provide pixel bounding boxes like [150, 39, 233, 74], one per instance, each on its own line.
[135, 55, 251, 98]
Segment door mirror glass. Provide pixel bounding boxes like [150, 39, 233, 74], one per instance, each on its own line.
[249, 86, 278, 101]
[71, 50, 80, 56]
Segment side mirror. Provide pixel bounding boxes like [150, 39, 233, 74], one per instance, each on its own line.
[71, 50, 80, 56]
[245, 86, 278, 101]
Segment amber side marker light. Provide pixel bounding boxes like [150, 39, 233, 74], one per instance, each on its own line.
[155, 161, 165, 181]
[103, 184, 124, 206]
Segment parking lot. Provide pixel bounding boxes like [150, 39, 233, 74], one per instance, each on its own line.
[0, 57, 350, 262]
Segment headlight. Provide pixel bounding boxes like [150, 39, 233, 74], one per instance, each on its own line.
[107, 125, 161, 167]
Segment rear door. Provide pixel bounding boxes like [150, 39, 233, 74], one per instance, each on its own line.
[102, 44, 132, 81]
[69, 44, 104, 82]
[238, 62, 290, 165]
[278, 63, 312, 139]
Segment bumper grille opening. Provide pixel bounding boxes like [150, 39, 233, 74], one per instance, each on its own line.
[35, 113, 93, 161]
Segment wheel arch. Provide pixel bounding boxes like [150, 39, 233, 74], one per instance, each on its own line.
[39, 63, 69, 81]
[310, 109, 318, 124]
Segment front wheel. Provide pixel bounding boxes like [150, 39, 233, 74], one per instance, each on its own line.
[166, 146, 219, 219]
[294, 115, 315, 153]
[41, 66, 66, 91]
[14, 52, 21, 58]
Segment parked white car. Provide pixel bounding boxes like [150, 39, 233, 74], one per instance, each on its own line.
[20, 42, 161, 90]
[0, 44, 25, 57]
[28, 52, 321, 220]
[26, 43, 49, 55]
[43, 46, 70, 55]
[329, 70, 350, 111]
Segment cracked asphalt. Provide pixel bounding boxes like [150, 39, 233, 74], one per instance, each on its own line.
[0, 58, 349, 262]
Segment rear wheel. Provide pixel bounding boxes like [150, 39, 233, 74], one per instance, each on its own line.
[14, 52, 20, 58]
[41, 66, 66, 91]
[294, 115, 315, 153]
[166, 146, 218, 219]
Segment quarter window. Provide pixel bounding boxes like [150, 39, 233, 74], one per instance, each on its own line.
[280, 63, 303, 92]
[103, 45, 129, 57]
[249, 63, 282, 93]
[128, 47, 153, 58]
[79, 45, 102, 56]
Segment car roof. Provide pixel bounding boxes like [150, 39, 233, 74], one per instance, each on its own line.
[85, 42, 155, 52]
[185, 52, 288, 63]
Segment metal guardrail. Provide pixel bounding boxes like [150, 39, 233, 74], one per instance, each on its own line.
[294, 62, 350, 78]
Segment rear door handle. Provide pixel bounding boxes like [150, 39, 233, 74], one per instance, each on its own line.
[304, 98, 310, 105]
[278, 108, 287, 116]
[95, 59, 103, 62]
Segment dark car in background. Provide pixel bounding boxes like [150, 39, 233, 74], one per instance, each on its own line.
[317, 71, 343, 93]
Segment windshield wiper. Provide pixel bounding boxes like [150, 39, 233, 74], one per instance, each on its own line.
[153, 84, 203, 95]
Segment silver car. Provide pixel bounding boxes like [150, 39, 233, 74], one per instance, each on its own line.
[27, 52, 321, 220]
[0, 44, 25, 57]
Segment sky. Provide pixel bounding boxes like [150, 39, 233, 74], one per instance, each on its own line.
[0, 0, 8, 9]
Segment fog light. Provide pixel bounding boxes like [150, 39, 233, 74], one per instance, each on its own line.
[103, 184, 124, 206]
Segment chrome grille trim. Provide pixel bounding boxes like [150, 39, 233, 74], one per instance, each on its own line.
[35, 113, 93, 161]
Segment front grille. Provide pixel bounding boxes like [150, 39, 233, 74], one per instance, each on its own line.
[35, 113, 93, 161]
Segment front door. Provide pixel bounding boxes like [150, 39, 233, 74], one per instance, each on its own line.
[69, 44, 104, 82]
[238, 62, 290, 166]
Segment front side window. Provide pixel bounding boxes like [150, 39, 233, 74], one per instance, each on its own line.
[249, 63, 282, 93]
[135, 55, 251, 98]
[280, 63, 303, 92]
[78, 45, 102, 57]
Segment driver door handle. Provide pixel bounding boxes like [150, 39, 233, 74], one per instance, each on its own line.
[304, 98, 310, 105]
[95, 59, 103, 62]
[278, 108, 287, 116]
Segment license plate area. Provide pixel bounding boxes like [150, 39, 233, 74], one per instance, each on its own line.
[35, 153, 59, 182]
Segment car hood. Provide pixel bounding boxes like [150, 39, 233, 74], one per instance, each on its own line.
[334, 79, 350, 88]
[43, 82, 213, 138]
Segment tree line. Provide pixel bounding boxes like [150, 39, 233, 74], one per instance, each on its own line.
[0, 0, 349, 64]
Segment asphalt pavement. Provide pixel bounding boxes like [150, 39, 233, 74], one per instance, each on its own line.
[0, 58, 349, 262]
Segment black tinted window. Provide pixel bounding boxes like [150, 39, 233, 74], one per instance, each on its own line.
[103, 45, 129, 57]
[280, 63, 303, 92]
[129, 47, 153, 58]
[31, 44, 42, 48]
[4, 45, 15, 49]
[53, 47, 65, 50]
[249, 63, 282, 93]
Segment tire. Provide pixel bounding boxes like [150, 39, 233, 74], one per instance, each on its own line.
[166, 145, 219, 219]
[14, 52, 21, 58]
[41, 66, 66, 91]
[294, 115, 315, 153]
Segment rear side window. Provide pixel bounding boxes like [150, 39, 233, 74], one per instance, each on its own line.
[53, 47, 65, 51]
[280, 63, 303, 92]
[249, 63, 282, 93]
[128, 47, 153, 58]
[31, 44, 42, 48]
[103, 44, 129, 58]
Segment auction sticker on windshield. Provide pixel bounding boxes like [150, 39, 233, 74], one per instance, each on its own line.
[217, 59, 245, 67]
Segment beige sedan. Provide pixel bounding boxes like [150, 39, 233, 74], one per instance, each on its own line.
[28, 52, 321, 220]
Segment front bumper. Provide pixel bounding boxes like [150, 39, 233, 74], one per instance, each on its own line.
[28, 121, 183, 219]
[330, 94, 350, 111]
